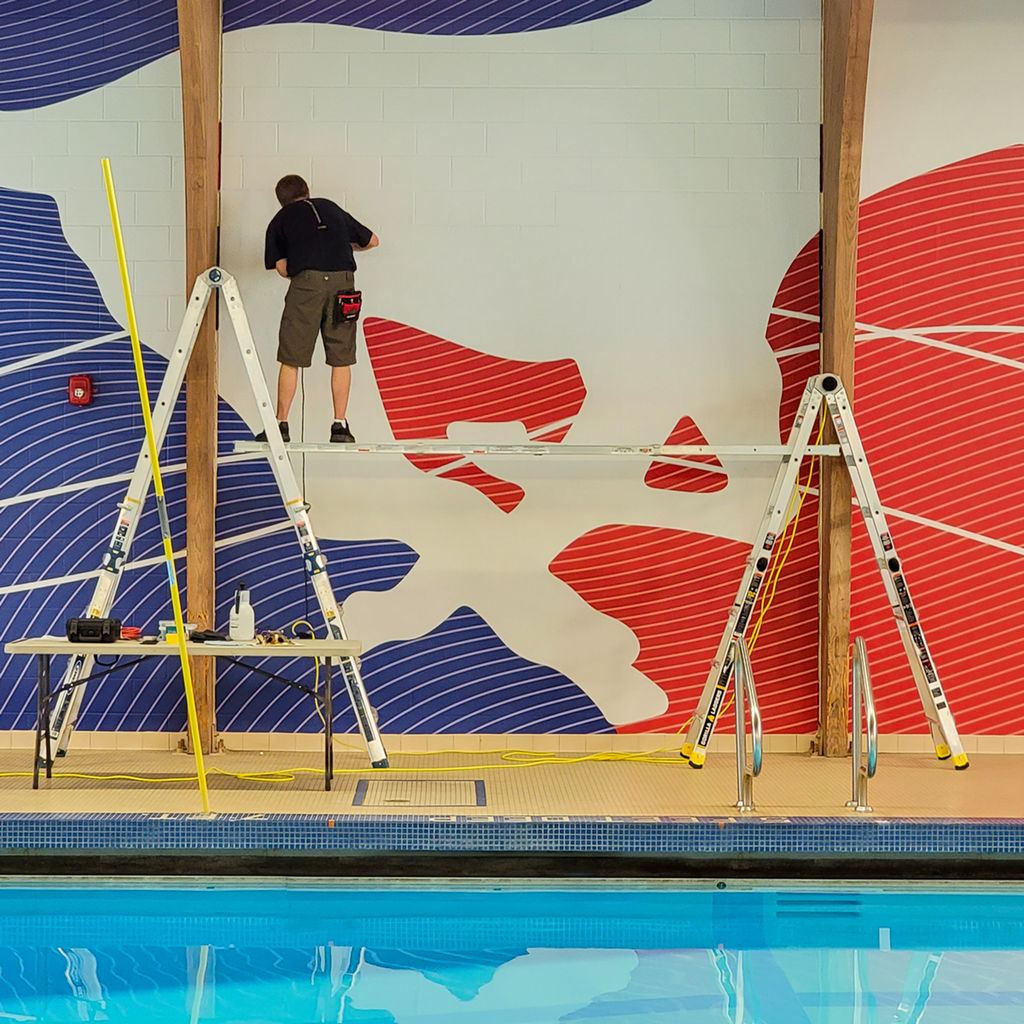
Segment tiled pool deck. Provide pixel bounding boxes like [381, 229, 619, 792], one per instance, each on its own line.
[1, 742, 1022, 869]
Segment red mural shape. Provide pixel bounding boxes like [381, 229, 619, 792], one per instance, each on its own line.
[770, 145, 1024, 735]
[644, 416, 727, 493]
[363, 318, 587, 512]
[552, 146, 1024, 737]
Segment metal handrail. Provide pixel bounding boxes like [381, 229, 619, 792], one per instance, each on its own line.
[732, 637, 762, 813]
[846, 635, 877, 813]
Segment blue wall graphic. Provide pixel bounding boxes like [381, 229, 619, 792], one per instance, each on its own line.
[0, 187, 610, 734]
[0, 0, 650, 110]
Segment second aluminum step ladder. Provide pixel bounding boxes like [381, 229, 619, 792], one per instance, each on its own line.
[680, 373, 967, 771]
[46, 267, 388, 767]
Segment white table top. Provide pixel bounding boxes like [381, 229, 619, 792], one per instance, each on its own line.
[4, 636, 360, 658]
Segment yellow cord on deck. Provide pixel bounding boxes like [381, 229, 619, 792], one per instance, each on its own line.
[102, 158, 210, 814]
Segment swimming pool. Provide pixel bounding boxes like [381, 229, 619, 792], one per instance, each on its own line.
[2, 880, 1023, 1022]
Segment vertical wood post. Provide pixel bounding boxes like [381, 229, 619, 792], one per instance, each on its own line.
[178, 0, 221, 752]
[819, 0, 873, 755]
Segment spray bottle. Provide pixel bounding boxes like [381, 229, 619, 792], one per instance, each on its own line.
[229, 581, 255, 641]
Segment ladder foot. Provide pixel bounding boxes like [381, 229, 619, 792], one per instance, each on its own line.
[687, 760, 704, 770]
[953, 754, 969, 770]
[372, 758, 390, 769]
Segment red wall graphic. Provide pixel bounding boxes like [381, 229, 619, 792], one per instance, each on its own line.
[364, 318, 586, 512]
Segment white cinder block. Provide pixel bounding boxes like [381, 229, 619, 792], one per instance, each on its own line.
[315, 24, 384, 52]
[31, 156, 107, 192]
[67, 225, 101, 261]
[382, 155, 451, 190]
[696, 53, 764, 88]
[765, 53, 819, 89]
[222, 121, 278, 158]
[103, 88, 176, 122]
[68, 122, 138, 156]
[243, 24, 315, 51]
[313, 156, 383, 194]
[346, 122, 417, 156]
[535, 88, 660, 124]
[221, 87, 243, 123]
[486, 122, 556, 156]
[590, 18, 663, 52]
[242, 155, 312, 191]
[521, 157, 592, 190]
[556, 123, 634, 157]
[729, 156, 799, 191]
[800, 20, 821, 53]
[592, 156, 728, 192]
[138, 122, 184, 157]
[729, 88, 798, 122]
[451, 156, 520, 190]
[382, 87, 453, 122]
[695, 0, 765, 16]
[485, 190, 554, 226]
[659, 19, 731, 53]
[349, 52, 419, 87]
[766, 0, 820, 17]
[659, 89, 729, 124]
[627, 123, 696, 157]
[100, 224, 170, 260]
[488, 53, 623, 88]
[765, 122, 818, 157]
[798, 87, 821, 122]
[696, 123, 764, 157]
[31, 91, 103, 120]
[311, 88, 384, 123]
[417, 122, 486, 156]
[419, 53, 489, 87]
[415, 190, 484, 225]
[731, 19, 800, 52]
[225, 51, 281, 88]
[67, 189, 118, 226]
[136, 54, 182, 87]
[131, 259, 184, 296]
[624, 53, 695, 89]
[799, 156, 819, 191]
[4, 121, 68, 155]
[278, 52, 348, 88]
[453, 88, 527, 123]
[244, 87, 315, 122]
[135, 189, 185, 226]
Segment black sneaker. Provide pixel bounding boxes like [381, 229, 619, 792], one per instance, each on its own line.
[330, 420, 355, 443]
[255, 421, 290, 443]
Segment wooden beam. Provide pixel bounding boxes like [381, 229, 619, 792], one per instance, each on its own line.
[818, 0, 873, 756]
[178, 0, 221, 753]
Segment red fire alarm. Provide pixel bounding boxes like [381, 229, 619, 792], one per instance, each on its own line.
[69, 374, 94, 406]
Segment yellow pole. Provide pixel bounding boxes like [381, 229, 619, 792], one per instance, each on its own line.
[101, 158, 211, 814]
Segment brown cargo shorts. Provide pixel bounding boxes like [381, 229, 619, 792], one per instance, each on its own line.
[278, 269, 357, 368]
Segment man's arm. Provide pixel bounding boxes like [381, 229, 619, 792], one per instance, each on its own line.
[351, 232, 379, 252]
[275, 258, 289, 279]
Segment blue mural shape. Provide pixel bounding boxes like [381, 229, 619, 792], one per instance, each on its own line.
[0, 187, 610, 734]
[0, 0, 650, 110]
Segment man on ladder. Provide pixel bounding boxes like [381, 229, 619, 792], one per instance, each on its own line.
[261, 174, 379, 444]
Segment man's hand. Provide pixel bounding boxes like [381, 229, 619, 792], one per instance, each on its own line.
[352, 232, 380, 252]
[275, 258, 289, 279]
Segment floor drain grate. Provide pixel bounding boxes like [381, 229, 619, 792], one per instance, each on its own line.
[353, 779, 486, 808]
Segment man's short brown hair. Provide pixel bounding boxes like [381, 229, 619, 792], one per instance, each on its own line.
[275, 174, 309, 206]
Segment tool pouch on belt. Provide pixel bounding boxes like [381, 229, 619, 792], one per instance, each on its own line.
[333, 289, 362, 326]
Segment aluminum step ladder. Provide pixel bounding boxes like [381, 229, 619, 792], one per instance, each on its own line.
[680, 373, 967, 771]
[46, 267, 388, 767]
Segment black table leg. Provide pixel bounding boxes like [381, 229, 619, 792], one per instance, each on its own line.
[33, 654, 45, 789]
[42, 654, 53, 779]
[324, 657, 333, 791]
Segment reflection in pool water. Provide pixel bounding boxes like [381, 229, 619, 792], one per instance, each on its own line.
[1, 885, 1023, 1022]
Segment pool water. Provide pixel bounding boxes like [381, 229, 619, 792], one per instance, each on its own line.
[1, 882, 1023, 1022]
